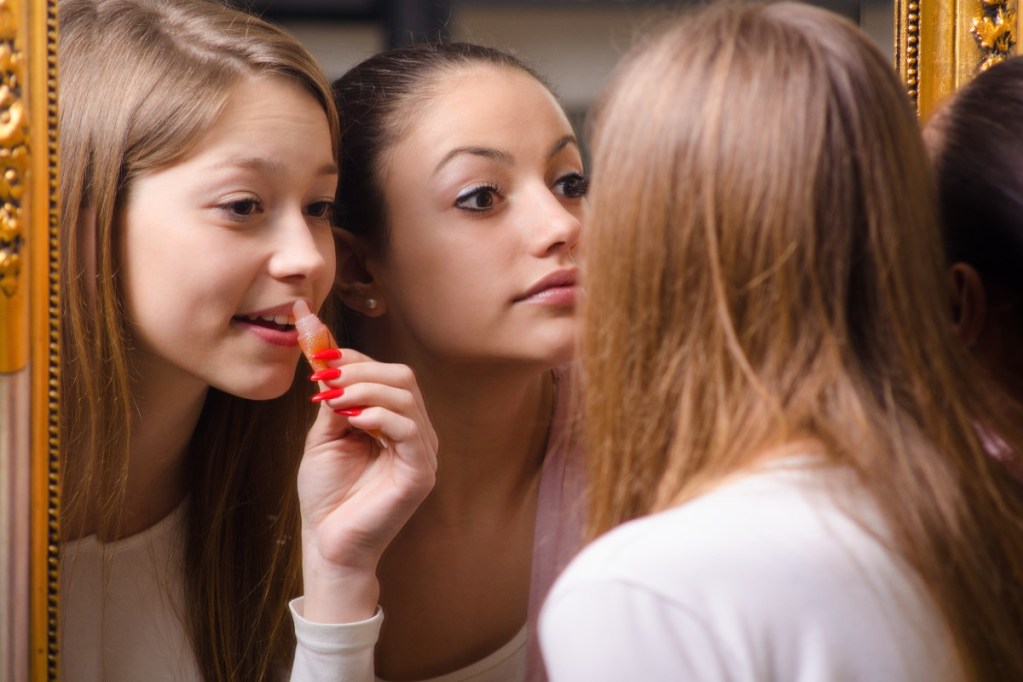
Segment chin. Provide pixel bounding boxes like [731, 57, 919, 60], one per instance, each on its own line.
[216, 371, 297, 402]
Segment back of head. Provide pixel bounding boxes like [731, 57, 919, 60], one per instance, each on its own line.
[583, 2, 1023, 678]
[58, 1, 337, 678]
[929, 56, 1023, 335]
[332, 42, 547, 245]
[585, 0, 941, 512]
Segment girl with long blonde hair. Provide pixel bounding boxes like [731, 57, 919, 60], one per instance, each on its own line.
[59, 1, 436, 679]
[540, 3, 1023, 680]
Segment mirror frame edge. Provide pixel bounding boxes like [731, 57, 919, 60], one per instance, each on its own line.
[898, 0, 1020, 120]
[28, 0, 60, 679]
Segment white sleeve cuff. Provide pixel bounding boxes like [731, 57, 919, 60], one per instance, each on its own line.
[289, 597, 382, 681]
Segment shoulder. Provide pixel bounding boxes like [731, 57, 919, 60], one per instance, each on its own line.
[541, 464, 958, 680]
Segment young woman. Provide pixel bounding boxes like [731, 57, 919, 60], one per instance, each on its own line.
[925, 56, 1023, 412]
[539, 3, 1023, 680]
[59, 1, 435, 680]
[326, 43, 588, 681]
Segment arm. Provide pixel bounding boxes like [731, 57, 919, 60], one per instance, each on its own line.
[291, 347, 437, 679]
[290, 598, 383, 682]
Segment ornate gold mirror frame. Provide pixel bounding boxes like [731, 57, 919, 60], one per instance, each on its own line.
[897, 0, 1020, 119]
[1, 0, 58, 680]
[0, 0, 1016, 679]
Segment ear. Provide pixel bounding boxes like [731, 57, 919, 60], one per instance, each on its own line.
[949, 262, 987, 347]
[333, 227, 386, 317]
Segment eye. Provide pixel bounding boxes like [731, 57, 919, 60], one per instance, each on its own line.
[219, 197, 263, 219]
[455, 184, 501, 213]
[306, 200, 336, 222]
[554, 172, 588, 199]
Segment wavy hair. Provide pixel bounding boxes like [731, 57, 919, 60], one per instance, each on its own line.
[581, 3, 1023, 679]
[59, 0, 338, 678]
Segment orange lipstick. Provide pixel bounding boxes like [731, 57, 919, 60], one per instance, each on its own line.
[293, 300, 387, 447]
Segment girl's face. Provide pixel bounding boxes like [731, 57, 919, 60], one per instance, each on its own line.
[121, 74, 338, 401]
[369, 65, 585, 370]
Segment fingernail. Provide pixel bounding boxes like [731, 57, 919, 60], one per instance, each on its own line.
[333, 407, 363, 416]
[312, 388, 344, 402]
[311, 348, 342, 360]
[310, 368, 341, 381]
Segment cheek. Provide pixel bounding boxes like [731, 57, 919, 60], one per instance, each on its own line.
[313, 229, 338, 307]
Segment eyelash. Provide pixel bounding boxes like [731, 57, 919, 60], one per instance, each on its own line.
[306, 200, 336, 223]
[454, 183, 501, 213]
[219, 197, 263, 220]
[453, 171, 588, 214]
[555, 172, 589, 199]
[216, 198, 336, 223]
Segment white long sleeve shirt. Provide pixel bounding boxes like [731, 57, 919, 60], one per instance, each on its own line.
[539, 457, 962, 682]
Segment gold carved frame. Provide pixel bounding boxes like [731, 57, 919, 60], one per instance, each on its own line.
[898, 0, 1021, 119]
[0, 0, 1016, 679]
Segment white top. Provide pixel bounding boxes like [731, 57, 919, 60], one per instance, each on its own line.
[61, 502, 199, 681]
[539, 457, 963, 682]
[61, 503, 379, 682]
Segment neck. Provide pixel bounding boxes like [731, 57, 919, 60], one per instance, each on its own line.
[416, 363, 556, 520]
[119, 376, 207, 539]
[82, 361, 208, 542]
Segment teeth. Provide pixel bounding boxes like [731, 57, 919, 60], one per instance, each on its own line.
[243, 313, 295, 326]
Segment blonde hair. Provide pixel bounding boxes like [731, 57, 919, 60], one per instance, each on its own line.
[582, 3, 1023, 679]
[59, 0, 338, 678]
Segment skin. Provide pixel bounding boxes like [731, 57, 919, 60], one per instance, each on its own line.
[335, 64, 585, 678]
[950, 263, 1023, 404]
[117, 73, 338, 537]
[102, 75, 438, 624]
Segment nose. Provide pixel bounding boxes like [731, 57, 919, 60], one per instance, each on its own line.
[529, 186, 583, 257]
[267, 207, 333, 285]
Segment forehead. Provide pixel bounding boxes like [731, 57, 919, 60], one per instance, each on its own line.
[398, 64, 573, 151]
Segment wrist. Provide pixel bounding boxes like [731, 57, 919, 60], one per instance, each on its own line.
[301, 540, 381, 624]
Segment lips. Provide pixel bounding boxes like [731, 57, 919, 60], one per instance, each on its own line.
[516, 269, 578, 303]
[232, 302, 304, 347]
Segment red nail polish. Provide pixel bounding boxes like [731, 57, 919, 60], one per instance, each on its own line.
[311, 348, 342, 360]
[312, 387, 344, 402]
[310, 368, 341, 381]
[333, 408, 363, 416]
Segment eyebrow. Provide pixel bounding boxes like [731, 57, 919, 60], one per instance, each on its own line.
[547, 135, 578, 158]
[432, 134, 580, 176]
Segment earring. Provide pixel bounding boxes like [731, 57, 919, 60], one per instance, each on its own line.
[366, 298, 378, 310]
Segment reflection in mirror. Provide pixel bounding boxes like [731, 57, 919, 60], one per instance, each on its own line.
[56, 2, 347, 679]
[30, 0, 1019, 679]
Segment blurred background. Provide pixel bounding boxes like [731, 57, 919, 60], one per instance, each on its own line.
[237, 0, 894, 136]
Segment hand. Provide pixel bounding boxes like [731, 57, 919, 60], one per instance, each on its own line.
[297, 347, 437, 623]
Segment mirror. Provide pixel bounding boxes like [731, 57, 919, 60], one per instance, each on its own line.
[2, 0, 1015, 678]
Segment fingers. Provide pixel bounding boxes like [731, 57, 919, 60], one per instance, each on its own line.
[305, 350, 437, 457]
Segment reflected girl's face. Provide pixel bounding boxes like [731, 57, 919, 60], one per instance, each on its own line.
[371, 65, 585, 369]
[121, 73, 338, 401]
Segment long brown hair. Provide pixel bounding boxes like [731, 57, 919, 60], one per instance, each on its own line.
[581, 3, 1023, 679]
[58, 0, 338, 678]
